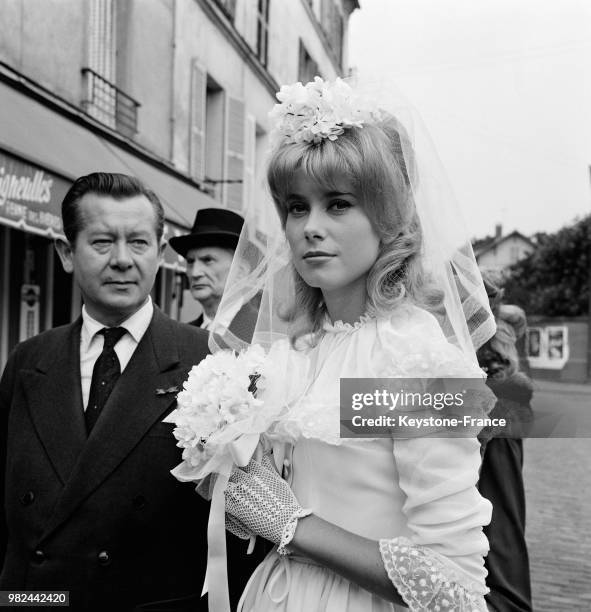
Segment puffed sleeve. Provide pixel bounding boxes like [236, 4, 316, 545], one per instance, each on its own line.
[377, 305, 493, 610]
[380, 435, 491, 610]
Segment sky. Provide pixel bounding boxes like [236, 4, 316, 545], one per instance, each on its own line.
[348, 0, 591, 239]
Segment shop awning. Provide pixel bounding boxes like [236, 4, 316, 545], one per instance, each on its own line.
[0, 81, 217, 269]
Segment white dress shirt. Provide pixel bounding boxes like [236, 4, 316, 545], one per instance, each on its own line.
[80, 297, 154, 410]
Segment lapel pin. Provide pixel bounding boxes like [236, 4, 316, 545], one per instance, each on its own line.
[155, 386, 179, 396]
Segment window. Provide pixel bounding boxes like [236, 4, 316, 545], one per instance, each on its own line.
[84, 0, 116, 127]
[256, 0, 270, 66]
[187, 63, 245, 209]
[298, 41, 320, 83]
[189, 66, 239, 192]
[88, 0, 116, 86]
[82, 0, 139, 135]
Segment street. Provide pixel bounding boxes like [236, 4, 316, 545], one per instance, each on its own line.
[524, 380, 591, 610]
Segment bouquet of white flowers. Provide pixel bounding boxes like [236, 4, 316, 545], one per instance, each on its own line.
[164, 344, 277, 485]
[164, 341, 308, 612]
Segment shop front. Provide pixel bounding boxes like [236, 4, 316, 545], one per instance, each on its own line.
[0, 150, 73, 367]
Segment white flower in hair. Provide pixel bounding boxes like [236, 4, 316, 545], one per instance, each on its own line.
[269, 76, 378, 146]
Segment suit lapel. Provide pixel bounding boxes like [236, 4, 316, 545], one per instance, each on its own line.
[22, 320, 87, 485]
[41, 310, 186, 540]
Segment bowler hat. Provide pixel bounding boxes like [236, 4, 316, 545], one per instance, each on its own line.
[169, 208, 244, 257]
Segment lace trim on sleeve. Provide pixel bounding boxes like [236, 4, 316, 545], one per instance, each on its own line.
[379, 537, 488, 612]
[277, 508, 313, 556]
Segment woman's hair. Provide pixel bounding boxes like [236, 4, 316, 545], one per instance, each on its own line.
[477, 271, 527, 378]
[499, 304, 527, 340]
[480, 317, 519, 378]
[480, 269, 504, 317]
[267, 112, 443, 344]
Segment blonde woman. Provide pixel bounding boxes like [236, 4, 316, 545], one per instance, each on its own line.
[216, 78, 497, 612]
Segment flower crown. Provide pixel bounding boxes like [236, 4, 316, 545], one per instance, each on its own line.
[269, 77, 379, 146]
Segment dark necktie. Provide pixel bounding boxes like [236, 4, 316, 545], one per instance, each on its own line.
[86, 327, 127, 434]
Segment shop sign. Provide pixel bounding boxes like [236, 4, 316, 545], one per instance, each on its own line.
[0, 150, 70, 237]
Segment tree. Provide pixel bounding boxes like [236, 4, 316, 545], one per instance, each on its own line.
[503, 215, 591, 317]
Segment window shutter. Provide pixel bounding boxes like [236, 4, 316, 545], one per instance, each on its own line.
[243, 114, 257, 215]
[86, 0, 116, 127]
[224, 96, 245, 210]
[88, 0, 115, 80]
[189, 60, 206, 181]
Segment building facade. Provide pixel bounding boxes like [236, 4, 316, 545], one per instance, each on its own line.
[474, 225, 535, 272]
[0, 0, 358, 368]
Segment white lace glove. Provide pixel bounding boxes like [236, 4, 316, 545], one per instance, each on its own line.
[224, 454, 312, 555]
[225, 513, 252, 541]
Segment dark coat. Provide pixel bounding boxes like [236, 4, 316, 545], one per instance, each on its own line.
[0, 308, 261, 611]
[478, 372, 534, 612]
[189, 300, 259, 345]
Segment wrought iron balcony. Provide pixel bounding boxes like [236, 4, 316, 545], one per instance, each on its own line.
[81, 67, 140, 137]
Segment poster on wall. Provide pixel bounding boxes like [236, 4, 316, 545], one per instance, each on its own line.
[526, 325, 569, 369]
[527, 328, 541, 358]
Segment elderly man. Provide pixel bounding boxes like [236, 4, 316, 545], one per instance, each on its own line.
[0, 173, 257, 611]
[169, 208, 258, 340]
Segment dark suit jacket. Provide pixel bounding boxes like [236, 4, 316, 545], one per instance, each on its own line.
[0, 308, 260, 611]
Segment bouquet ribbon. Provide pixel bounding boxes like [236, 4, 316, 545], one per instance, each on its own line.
[200, 433, 261, 612]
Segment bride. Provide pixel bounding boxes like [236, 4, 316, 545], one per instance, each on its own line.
[215, 78, 496, 611]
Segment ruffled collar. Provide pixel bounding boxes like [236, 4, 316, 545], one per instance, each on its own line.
[322, 311, 375, 333]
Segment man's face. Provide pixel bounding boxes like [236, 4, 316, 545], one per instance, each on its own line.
[185, 246, 234, 309]
[56, 193, 164, 326]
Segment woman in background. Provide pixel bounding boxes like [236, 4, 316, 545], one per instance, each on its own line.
[478, 275, 534, 612]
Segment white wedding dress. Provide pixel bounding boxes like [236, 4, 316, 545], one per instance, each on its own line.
[238, 302, 492, 612]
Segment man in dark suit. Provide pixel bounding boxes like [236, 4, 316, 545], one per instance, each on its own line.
[0, 173, 254, 611]
[169, 209, 258, 343]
